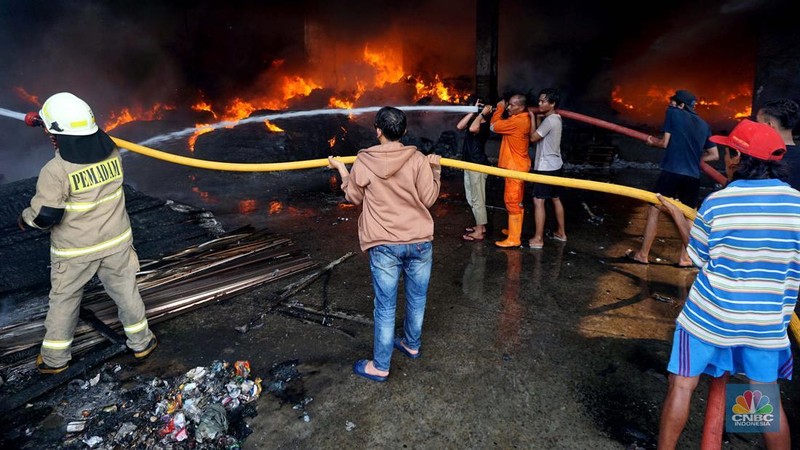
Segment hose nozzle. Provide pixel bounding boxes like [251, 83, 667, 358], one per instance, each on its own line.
[25, 112, 44, 127]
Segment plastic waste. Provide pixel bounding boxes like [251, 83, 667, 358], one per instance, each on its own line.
[234, 361, 250, 378]
[186, 366, 207, 380]
[115, 422, 136, 440]
[196, 404, 228, 442]
[82, 436, 103, 448]
[66, 421, 86, 433]
[36, 359, 262, 447]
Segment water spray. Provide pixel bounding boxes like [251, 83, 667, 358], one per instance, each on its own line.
[0, 107, 26, 121]
[3, 102, 800, 346]
[139, 105, 477, 146]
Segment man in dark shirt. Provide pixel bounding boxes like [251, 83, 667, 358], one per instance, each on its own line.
[627, 90, 718, 267]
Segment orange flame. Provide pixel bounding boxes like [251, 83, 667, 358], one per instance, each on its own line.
[413, 74, 464, 103]
[14, 87, 40, 106]
[264, 120, 284, 132]
[611, 86, 635, 111]
[328, 136, 336, 148]
[238, 199, 257, 215]
[734, 105, 752, 120]
[205, 75, 320, 126]
[192, 100, 217, 118]
[190, 185, 218, 204]
[268, 201, 283, 215]
[221, 98, 257, 123]
[329, 97, 354, 109]
[188, 124, 213, 151]
[105, 103, 175, 131]
[328, 81, 366, 110]
[363, 45, 405, 87]
[612, 84, 753, 127]
[100, 40, 475, 144]
[281, 75, 321, 100]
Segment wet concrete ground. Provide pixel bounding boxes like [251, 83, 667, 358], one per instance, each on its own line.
[4, 148, 798, 448]
[110, 154, 798, 449]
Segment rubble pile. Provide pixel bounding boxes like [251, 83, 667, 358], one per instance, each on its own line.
[4, 360, 263, 449]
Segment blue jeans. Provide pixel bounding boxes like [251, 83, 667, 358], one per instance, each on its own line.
[368, 241, 433, 372]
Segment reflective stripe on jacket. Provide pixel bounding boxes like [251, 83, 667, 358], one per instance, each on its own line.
[22, 149, 133, 262]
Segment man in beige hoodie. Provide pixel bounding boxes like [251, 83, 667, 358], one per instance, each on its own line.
[328, 106, 441, 382]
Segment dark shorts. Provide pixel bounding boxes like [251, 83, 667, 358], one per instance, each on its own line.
[530, 168, 563, 199]
[654, 171, 699, 208]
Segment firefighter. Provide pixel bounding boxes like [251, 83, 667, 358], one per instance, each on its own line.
[20, 92, 156, 374]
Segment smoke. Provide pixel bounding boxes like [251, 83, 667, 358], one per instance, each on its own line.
[0, 1, 478, 183]
[0, 0, 793, 183]
[0, 1, 186, 181]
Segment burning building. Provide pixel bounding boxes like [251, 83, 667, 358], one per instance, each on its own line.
[0, 0, 798, 183]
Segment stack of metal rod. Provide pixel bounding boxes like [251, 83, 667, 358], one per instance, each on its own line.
[0, 227, 316, 371]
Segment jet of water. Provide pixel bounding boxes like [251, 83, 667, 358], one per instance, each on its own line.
[139, 105, 477, 146]
[1, 104, 479, 147]
[0, 108, 26, 121]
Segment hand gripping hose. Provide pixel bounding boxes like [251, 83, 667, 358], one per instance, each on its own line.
[554, 109, 727, 186]
[111, 136, 800, 346]
[111, 137, 696, 217]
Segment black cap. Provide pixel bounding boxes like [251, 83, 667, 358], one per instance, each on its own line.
[670, 90, 697, 108]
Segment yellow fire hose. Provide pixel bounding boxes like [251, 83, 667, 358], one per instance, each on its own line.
[112, 137, 696, 216]
[111, 136, 800, 345]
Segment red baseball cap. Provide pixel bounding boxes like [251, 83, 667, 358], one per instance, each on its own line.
[709, 119, 787, 161]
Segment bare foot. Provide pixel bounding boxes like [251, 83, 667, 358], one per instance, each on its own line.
[462, 230, 485, 241]
[528, 238, 544, 249]
[365, 360, 388, 377]
[399, 341, 419, 356]
[625, 249, 649, 264]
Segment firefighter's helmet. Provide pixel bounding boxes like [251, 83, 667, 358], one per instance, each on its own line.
[39, 92, 98, 136]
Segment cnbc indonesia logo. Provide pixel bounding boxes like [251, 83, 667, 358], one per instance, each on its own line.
[730, 390, 774, 427]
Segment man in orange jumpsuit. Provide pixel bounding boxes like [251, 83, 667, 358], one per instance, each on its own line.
[490, 94, 532, 247]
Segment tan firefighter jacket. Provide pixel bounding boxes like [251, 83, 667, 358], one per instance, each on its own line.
[22, 148, 133, 263]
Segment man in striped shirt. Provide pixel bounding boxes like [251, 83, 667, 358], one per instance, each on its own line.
[657, 119, 796, 449]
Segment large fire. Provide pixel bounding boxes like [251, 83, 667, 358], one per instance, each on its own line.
[82, 42, 472, 151]
[13, 40, 755, 147]
[105, 104, 175, 131]
[362, 45, 405, 88]
[611, 84, 752, 129]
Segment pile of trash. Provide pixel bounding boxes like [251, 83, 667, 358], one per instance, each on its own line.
[148, 360, 261, 447]
[9, 360, 263, 449]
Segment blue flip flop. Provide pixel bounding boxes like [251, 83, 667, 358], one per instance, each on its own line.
[393, 338, 421, 359]
[352, 359, 388, 382]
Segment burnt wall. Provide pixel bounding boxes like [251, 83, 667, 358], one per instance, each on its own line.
[754, 13, 800, 131]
